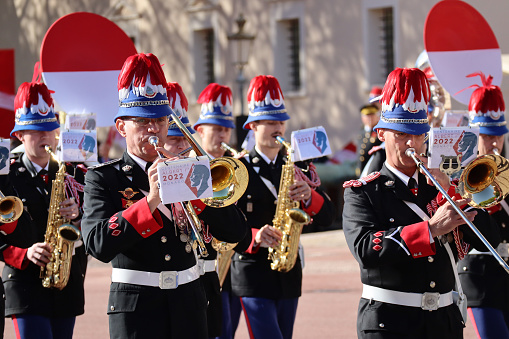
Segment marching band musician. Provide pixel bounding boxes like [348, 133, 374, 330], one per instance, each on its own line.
[81, 53, 247, 339]
[342, 67, 500, 339]
[193, 83, 251, 339]
[231, 75, 334, 339]
[457, 73, 509, 338]
[3, 81, 87, 339]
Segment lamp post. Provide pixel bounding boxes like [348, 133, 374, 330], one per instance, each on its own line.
[227, 13, 255, 147]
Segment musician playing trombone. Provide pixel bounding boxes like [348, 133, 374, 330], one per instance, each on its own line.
[457, 73, 509, 338]
[81, 53, 247, 339]
[342, 68, 500, 339]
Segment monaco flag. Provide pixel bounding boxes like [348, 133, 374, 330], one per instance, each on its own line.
[0, 50, 15, 138]
[424, 1, 502, 105]
[40, 12, 137, 127]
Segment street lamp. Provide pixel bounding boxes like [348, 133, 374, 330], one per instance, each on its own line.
[227, 13, 255, 146]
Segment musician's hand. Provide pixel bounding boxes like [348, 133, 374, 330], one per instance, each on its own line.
[289, 181, 312, 202]
[414, 153, 451, 190]
[255, 225, 283, 248]
[428, 197, 476, 238]
[26, 242, 52, 267]
[59, 197, 80, 220]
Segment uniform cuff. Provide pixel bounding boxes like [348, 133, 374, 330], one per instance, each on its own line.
[436, 184, 466, 208]
[0, 220, 18, 235]
[245, 228, 261, 254]
[302, 190, 324, 217]
[3, 246, 29, 270]
[400, 221, 436, 258]
[122, 197, 163, 238]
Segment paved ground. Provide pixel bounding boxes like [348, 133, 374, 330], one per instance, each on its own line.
[2, 230, 478, 338]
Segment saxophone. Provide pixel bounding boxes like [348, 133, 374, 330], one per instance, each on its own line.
[40, 146, 82, 290]
[268, 137, 310, 272]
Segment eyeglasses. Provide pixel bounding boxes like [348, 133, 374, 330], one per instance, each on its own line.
[122, 116, 169, 127]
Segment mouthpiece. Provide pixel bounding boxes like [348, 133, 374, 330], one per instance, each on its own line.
[405, 148, 416, 157]
[494, 148, 500, 156]
[275, 136, 285, 144]
[148, 136, 159, 147]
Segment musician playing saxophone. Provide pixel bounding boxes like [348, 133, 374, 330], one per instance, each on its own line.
[3, 81, 87, 339]
[231, 75, 334, 339]
[342, 68, 500, 339]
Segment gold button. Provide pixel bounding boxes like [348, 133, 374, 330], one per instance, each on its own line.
[8, 274, 12, 279]
[430, 281, 436, 288]
[463, 266, 468, 271]
[428, 256, 434, 263]
[110, 306, 115, 311]
[247, 195, 252, 199]
[379, 323, 385, 328]
[161, 236, 167, 243]
[165, 254, 171, 261]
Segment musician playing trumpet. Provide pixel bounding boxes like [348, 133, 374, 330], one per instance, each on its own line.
[342, 68, 500, 339]
[81, 53, 247, 339]
[230, 75, 334, 339]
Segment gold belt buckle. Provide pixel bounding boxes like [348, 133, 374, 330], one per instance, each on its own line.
[159, 271, 178, 289]
[421, 292, 440, 311]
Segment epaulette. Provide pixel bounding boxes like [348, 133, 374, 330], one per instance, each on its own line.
[368, 145, 384, 156]
[76, 163, 88, 173]
[88, 158, 122, 170]
[343, 172, 381, 188]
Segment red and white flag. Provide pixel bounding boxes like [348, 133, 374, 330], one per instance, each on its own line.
[0, 49, 15, 138]
[40, 12, 137, 127]
[424, 1, 502, 105]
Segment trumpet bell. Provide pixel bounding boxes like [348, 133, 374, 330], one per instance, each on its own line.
[0, 195, 23, 223]
[458, 154, 509, 208]
[202, 157, 249, 207]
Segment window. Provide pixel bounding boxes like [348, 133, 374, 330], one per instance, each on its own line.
[193, 28, 215, 94]
[275, 18, 302, 93]
[365, 5, 395, 86]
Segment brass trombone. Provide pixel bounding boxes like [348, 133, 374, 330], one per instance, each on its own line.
[406, 147, 509, 274]
[0, 191, 23, 223]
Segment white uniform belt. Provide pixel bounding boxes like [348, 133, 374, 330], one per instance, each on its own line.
[111, 266, 200, 289]
[362, 284, 454, 310]
[198, 259, 216, 275]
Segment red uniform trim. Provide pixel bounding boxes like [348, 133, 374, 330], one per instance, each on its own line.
[2, 246, 29, 269]
[303, 190, 324, 217]
[436, 184, 467, 208]
[400, 221, 436, 258]
[245, 228, 261, 254]
[122, 197, 163, 238]
[0, 220, 17, 235]
[190, 199, 207, 215]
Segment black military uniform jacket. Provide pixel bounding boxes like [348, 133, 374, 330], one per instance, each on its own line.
[81, 152, 247, 313]
[231, 148, 334, 299]
[343, 164, 500, 336]
[458, 196, 509, 311]
[2, 154, 87, 318]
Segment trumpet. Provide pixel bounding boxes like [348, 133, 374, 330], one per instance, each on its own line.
[0, 191, 23, 223]
[148, 136, 208, 257]
[406, 147, 509, 274]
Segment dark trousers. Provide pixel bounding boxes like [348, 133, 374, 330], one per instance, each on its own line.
[108, 280, 207, 339]
[12, 315, 76, 339]
[241, 297, 298, 339]
[214, 290, 242, 339]
[469, 307, 509, 339]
